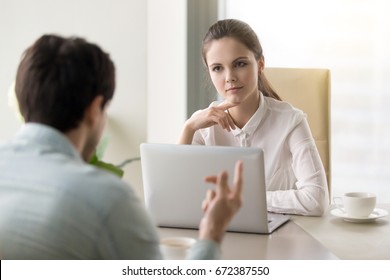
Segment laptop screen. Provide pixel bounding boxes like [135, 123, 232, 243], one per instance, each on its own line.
[140, 143, 289, 234]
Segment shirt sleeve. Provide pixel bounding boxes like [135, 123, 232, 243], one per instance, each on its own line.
[97, 184, 221, 259]
[192, 129, 205, 145]
[186, 239, 221, 260]
[97, 186, 163, 259]
[266, 118, 329, 216]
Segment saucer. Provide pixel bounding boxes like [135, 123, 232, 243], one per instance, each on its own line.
[330, 208, 388, 223]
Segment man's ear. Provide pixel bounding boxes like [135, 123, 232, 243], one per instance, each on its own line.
[84, 95, 104, 126]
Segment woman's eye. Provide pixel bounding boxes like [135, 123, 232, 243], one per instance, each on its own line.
[212, 66, 222, 72]
[235, 61, 247, 68]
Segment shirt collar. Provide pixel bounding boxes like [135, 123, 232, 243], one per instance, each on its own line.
[231, 92, 267, 137]
[15, 123, 82, 162]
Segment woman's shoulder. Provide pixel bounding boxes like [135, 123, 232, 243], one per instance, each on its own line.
[265, 96, 305, 117]
[264, 96, 306, 128]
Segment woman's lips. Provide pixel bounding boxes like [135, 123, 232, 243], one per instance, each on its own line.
[226, 86, 243, 93]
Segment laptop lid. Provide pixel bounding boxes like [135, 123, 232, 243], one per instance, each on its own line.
[140, 143, 289, 234]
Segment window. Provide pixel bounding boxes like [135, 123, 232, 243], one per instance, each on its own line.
[222, 0, 390, 202]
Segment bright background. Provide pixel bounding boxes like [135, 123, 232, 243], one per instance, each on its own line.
[222, 0, 390, 201]
[1, 0, 389, 202]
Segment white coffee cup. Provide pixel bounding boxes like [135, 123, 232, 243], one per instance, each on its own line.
[160, 237, 196, 260]
[333, 192, 376, 218]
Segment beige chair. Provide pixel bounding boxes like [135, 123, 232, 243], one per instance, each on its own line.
[264, 67, 331, 195]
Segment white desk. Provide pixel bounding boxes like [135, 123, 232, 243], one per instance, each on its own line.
[292, 203, 390, 259]
[158, 203, 390, 260]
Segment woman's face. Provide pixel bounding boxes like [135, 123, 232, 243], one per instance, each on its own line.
[205, 37, 262, 106]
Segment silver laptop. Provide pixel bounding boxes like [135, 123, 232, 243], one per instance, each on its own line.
[140, 143, 290, 234]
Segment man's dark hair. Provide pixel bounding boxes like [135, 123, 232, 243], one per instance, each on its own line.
[15, 34, 115, 132]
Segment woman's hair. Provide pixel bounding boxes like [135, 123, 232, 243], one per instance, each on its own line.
[15, 34, 115, 132]
[202, 19, 281, 101]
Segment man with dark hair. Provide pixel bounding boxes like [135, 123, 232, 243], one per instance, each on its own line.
[0, 35, 243, 259]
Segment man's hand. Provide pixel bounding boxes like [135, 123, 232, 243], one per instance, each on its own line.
[198, 160, 243, 243]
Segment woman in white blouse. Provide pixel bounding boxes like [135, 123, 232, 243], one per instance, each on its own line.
[178, 19, 329, 216]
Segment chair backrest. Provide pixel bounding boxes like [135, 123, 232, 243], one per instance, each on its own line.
[264, 67, 331, 193]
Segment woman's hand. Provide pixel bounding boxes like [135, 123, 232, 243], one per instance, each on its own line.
[178, 101, 238, 144]
[189, 101, 237, 132]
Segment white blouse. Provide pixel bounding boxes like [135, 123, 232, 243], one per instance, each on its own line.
[193, 93, 329, 216]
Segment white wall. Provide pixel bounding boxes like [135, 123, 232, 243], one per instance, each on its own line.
[147, 0, 187, 144]
[0, 0, 148, 197]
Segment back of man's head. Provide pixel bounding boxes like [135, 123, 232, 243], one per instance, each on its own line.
[15, 34, 115, 132]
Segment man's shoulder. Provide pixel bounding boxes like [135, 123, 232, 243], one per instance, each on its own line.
[63, 161, 132, 197]
[0, 141, 136, 207]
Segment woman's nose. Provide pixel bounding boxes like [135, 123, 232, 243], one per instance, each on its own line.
[226, 70, 237, 83]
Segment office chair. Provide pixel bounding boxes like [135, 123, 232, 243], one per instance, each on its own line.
[264, 67, 331, 195]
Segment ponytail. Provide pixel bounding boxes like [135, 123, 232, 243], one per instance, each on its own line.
[258, 72, 282, 101]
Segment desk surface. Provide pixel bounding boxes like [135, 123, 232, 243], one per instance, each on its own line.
[293, 203, 390, 259]
[158, 203, 390, 260]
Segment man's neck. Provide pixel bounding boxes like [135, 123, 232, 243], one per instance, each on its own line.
[65, 125, 89, 161]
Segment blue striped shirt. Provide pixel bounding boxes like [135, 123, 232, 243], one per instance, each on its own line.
[0, 123, 219, 259]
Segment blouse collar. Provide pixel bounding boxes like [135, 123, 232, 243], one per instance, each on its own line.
[231, 92, 267, 138]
